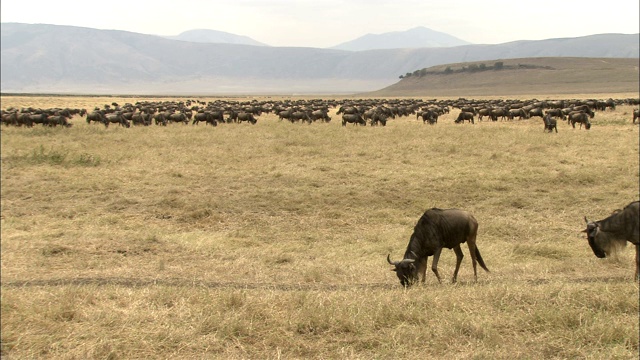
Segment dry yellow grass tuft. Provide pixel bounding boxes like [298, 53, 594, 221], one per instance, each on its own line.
[1, 95, 638, 359]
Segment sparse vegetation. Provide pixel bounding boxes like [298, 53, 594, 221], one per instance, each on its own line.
[1, 95, 638, 359]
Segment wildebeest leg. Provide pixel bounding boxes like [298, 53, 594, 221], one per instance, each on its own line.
[418, 257, 428, 283]
[431, 248, 443, 284]
[466, 239, 479, 281]
[451, 245, 464, 283]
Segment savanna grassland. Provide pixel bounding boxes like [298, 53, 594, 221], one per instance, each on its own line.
[1, 95, 639, 359]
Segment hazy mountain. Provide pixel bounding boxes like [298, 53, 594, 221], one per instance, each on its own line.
[163, 29, 268, 46]
[330, 26, 471, 51]
[1, 23, 638, 94]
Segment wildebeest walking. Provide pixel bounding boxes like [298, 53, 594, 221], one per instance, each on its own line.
[582, 201, 639, 280]
[387, 208, 489, 287]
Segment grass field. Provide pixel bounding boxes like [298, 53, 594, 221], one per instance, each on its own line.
[1, 95, 639, 359]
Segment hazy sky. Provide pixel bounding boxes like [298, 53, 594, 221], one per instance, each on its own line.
[1, 0, 638, 48]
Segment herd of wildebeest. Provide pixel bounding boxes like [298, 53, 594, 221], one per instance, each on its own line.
[2, 96, 639, 286]
[2, 97, 640, 130]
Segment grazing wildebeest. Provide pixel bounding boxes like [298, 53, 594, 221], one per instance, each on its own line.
[104, 113, 130, 128]
[568, 111, 591, 129]
[543, 114, 557, 133]
[454, 111, 475, 124]
[508, 108, 529, 120]
[417, 110, 437, 124]
[342, 113, 366, 126]
[582, 201, 639, 280]
[387, 208, 489, 287]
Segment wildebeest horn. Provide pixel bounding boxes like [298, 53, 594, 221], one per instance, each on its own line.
[584, 216, 589, 224]
[387, 254, 399, 266]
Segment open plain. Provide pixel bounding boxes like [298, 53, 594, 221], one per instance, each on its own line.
[1, 94, 639, 359]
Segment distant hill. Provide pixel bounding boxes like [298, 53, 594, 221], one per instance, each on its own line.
[368, 57, 640, 97]
[1, 23, 638, 95]
[330, 26, 471, 51]
[163, 29, 268, 46]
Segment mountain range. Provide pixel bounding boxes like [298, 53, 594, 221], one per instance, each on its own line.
[1, 23, 638, 95]
[330, 27, 471, 51]
[162, 29, 268, 47]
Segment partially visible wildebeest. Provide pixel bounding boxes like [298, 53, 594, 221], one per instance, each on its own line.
[310, 109, 331, 122]
[583, 201, 639, 280]
[633, 109, 639, 124]
[528, 107, 544, 119]
[417, 110, 437, 124]
[387, 208, 489, 287]
[508, 108, 529, 120]
[543, 114, 557, 133]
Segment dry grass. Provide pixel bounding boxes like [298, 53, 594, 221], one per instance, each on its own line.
[1, 95, 639, 359]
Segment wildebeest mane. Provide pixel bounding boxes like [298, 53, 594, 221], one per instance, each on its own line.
[594, 201, 639, 245]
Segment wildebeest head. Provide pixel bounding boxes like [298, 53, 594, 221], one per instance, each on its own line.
[387, 254, 418, 287]
[583, 217, 607, 258]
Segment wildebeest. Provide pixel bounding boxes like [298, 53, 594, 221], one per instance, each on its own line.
[237, 112, 257, 124]
[582, 201, 639, 280]
[454, 111, 475, 124]
[387, 208, 489, 287]
[568, 111, 591, 129]
[310, 109, 331, 122]
[417, 110, 437, 124]
[543, 114, 557, 133]
[104, 113, 130, 128]
[528, 107, 544, 119]
[342, 113, 366, 126]
[508, 108, 529, 120]
[633, 109, 639, 124]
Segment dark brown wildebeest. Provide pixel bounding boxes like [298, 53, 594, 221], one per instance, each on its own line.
[543, 114, 557, 133]
[454, 111, 474, 124]
[583, 201, 639, 280]
[342, 113, 366, 126]
[387, 208, 489, 287]
[508, 108, 529, 120]
[310, 110, 331, 122]
[417, 109, 437, 124]
[568, 111, 591, 129]
[477, 108, 491, 121]
[237, 112, 257, 124]
[544, 108, 565, 121]
[528, 107, 544, 119]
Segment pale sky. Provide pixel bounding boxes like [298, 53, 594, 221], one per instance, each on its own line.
[1, 0, 638, 48]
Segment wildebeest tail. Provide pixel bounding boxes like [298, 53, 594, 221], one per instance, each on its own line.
[475, 247, 489, 272]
